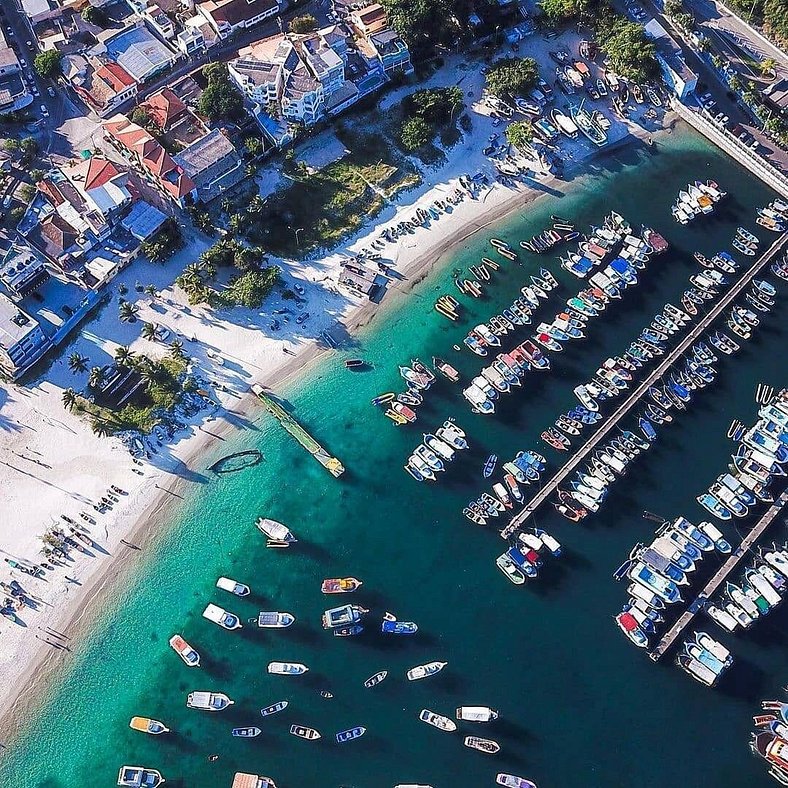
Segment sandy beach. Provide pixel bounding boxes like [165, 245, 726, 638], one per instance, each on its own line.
[0, 53, 675, 742]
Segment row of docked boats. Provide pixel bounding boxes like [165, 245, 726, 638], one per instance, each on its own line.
[752, 698, 788, 785]
[757, 199, 788, 233]
[520, 214, 578, 254]
[496, 526, 562, 585]
[671, 180, 725, 224]
[731, 225, 760, 257]
[697, 391, 788, 521]
[464, 450, 546, 524]
[405, 419, 469, 481]
[676, 629, 733, 687]
[379, 357, 461, 426]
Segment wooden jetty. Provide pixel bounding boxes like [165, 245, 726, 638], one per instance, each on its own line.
[251, 384, 345, 478]
[649, 488, 788, 662]
[501, 232, 788, 540]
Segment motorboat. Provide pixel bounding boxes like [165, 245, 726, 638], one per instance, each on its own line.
[464, 736, 501, 754]
[187, 691, 234, 711]
[497, 553, 526, 584]
[407, 661, 447, 680]
[216, 577, 250, 597]
[290, 724, 321, 740]
[129, 717, 169, 736]
[169, 634, 200, 667]
[256, 518, 296, 543]
[456, 706, 499, 722]
[321, 577, 363, 594]
[364, 670, 388, 688]
[615, 611, 648, 647]
[322, 604, 367, 629]
[382, 619, 418, 634]
[260, 700, 288, 716]
[117, 767, 165, 788]
[202, 604, 242, 631]
[257, 611, 295, 628]
[267, 662, 309, 675]
[496, 775, 537, 788]
[628, 561, 682, 603]
[232, 727, 261, 738]
[336, 726, 366, 743]
[419, 709, 457, 731]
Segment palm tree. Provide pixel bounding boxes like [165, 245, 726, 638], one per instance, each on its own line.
[144, 284, 157, 300]
[169, 339, 185, 359]
[90, 418, 112, 437]
[114, 345, 134, 368]
[141, 322, 158, 342]
[760, 58, 777, 78]
[139, 364, 159, 392]
[118, 301, 139, 323]
[61, 388, 77, 411]
[67, 352, 88, 374]
[88, 366, 105, 390]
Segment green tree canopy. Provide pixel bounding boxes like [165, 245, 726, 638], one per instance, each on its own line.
[221, 267, 281, 308]
[289, 14, 318, 33]
[400, 116, 433, 150]
[506, 121, 534, 151]
[405, 87, 464, 125]
[595, 17, 659, 83]
[378, 0, 468, 56]
[539, 0, 590, 23]
[34, 50, 62, 79]
[198, 63, 244, 121]
[82, 5, 109, 26]
[485, 57, 540, 99]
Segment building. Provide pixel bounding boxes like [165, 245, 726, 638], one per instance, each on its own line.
[764, 79, 788, 116]
[644, 20, 698, 101]
[97, 21, 178, 84]
[0, 245, 50, 300]
[139, 87, 189, 131]
[104, 114, 197, 206]
[143, 4, 176, 40]
[197, 0, 280, 40]
[65, 55, 138, 118]
[0, 293, 52, 379]
[348, 3, 412, 76]
[174, 129, 244, 202]
[0, 28, 33, 113]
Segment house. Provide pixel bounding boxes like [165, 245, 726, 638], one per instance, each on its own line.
[0, 294, 53, 379]
[29, 213, 83, 271]
[349, 4, 412, 76]
[143, 4, 176, 40]
[0, 28, 33, 113]
[764, 79, 788, 115]
[644, 20, 697, 101]
[62, 156, 135, 223]
[174, 129, 245, 202]
[139, 87, 189, 131]
[197, 0, 280, 40]
[65, 54, 138, 118]
[0, 245, 50, 300]
[104, 114, 197, 206]
[121, 200, 168, 241]
[97, 21, 178, 84]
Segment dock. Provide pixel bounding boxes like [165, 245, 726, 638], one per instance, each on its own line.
[649, 488, 788, 662]
[501, 232, 788, 539]
[251, 384, 345, 478]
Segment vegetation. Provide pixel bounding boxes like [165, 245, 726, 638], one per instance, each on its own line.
[18, 137, 38, 165]
[118, 301, 140, 323]
[289, 14, 318, 33]
[140, 218, 184, 263]
[244, 135, 266, 158]
[398, 87, 464, 151]
[198, 64, 244, 121]
[67, 352, 89, 374]
[539, 0, 590, 24]
[34, 51, 62, 79]
[485, 57, 539, 100]
[663, 0, 695, 33]
[218, 267, 281, 308]
[82, 5, 109, 26]
[378, 0, 469, 57]
[400, 116, 433, 150]
[594, 12, 659, 83]
[723, 0, 788, 46]
[186, 205, 217, 236]
[506, 121, 534, 151]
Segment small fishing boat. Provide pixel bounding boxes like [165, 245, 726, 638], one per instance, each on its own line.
[615, 611, 649, 648]
[257, 611, 295, 628]
[267, 662, 309, 675]
[407, 661, 447, 681]
[260, 700, 288, 716]
[169, 634, 200, 667]
[497, 553, 526, 584]
[336, 726, 366, 743]
[456, 706, 499, 722]
[232, 727, 261, 738]
[433, 356, 460, 382]
[321, 577, 363, 594]
[129, 717, 169, 735]
[497, 775, 537, 788]
[216, 577, 250, 597]
[202, 604, 242, 631]
[256, 518, 296, 543]
[345, 359, 365, 369]
[290, 724, 321, 740]
[371, 392, 396, 406]
[364, 670, 388, 688]
[187, 691, 234, 711]
[483, 454, 498, 478]
[464, 735, 501, 754]
[382, 619, 418, 634]
[419, 709, 457, 731]
[117, 766, 165, 787]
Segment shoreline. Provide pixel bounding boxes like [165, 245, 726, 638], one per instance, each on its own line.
[0, 114, 676, 754]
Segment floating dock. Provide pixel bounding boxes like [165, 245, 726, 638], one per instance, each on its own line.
[501, 232, 788, 539]
[649, 487, 788, 662]
[251, 384, 345, 478]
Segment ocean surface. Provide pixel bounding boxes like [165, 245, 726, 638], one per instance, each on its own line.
[4, 123, 788, 788]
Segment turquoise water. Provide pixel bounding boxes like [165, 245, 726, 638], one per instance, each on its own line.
[4, 125, 788, 788]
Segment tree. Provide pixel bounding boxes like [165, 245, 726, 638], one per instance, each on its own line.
[82, 5, 109, 26]
[378, 0, 465, 57]
[596, 17, 659, 83]
[88, 366, 105, 390]
[245, 135, 266, 157]
[169, 339, 185, 360]
[289, 14, 318, 33]
[400, 116, 433, 150]
[759, 57, 777, 77]
[506, 121, 534, 151]
[67, 352, 88, 374]
[2, 138, 19, 154]
[663, 0, 684, 17]
[485, 57, 539, 100]
[61, 388, 77, 411]
[34, 51, 62, 79]
[141, 322, 158, 342]
[198, 63, 244, 121]
[539, 0, 589, 23]
[130, 107, 154, 129]
[144, 284, 157, 300]
[221, 267, 281, 308]
[19, 137, 38, 164]
[114, 345, 135, 368]
[406, 87, 463, 125]
[139, 364, 159, 392]
[118, 301, 140, 323]
[90, 418, 112, 437]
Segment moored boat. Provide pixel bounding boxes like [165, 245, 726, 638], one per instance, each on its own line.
[129, 717, 169, 735]
[117, 766, 165, 787]
[256, 518, 296, 543]
[232, 727, 261, 738]
[290, 724, 321, 740]
[407, 661, 447, 681]
[267, 662, 309, 675]
[419, 709, 457, 731]
[169, 634, 200, 667]
[464, 735, 500, 754]
[186, 691, 234, 711]
[260, 700, 288, 716]
[456, 706, 499, 722]
[336, 726, 366, 743]
[321, 577, 363, 594]
[364, 670, 388, 688]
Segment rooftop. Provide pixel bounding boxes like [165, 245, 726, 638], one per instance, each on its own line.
[104, 24, 176, 82]
[174, 129, 236, 175]
[0, 293, 42, 351]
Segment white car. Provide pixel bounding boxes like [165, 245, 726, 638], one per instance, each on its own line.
[40, 104, 49, 117]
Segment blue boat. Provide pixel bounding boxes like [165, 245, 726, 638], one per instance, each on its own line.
[628, 561, 682, 603]
[669, 379, 692, 402]
[639, 417, 657, 442]
[483, 455, 498, 478]
[336, 726, 366, 743]
[232, 727, 261, 738]
[381, 620, 418, 635]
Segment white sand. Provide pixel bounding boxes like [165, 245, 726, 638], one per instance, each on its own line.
[0, 44, 669, 737]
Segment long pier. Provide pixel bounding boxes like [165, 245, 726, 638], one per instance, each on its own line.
[649, 488, 788, 662]
[501, 232, 788, 539]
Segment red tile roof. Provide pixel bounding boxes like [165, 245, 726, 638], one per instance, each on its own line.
[84, 157, 123, 191]
[96, 62, 136, 92]
[140, 88, 187, 130]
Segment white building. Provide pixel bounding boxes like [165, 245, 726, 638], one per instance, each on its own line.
[0, 293, 52, 379]
[197, 0, 280, 40]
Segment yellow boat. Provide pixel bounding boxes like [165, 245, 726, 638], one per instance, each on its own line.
[129, 716, 170, 735]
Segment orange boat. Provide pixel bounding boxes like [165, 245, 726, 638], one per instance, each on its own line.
[168, 634, 200, 667]
[321, 577, 363, 594]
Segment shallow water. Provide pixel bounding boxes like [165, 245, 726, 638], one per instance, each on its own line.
[3, 124, 787, 788]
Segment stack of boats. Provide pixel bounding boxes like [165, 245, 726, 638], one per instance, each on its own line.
[496, 526, 562, 585]
[698, 391, 788, 520]
[705, 546, 787, 634]
[676, 630, 733, 687]
[465, 450, 546, 524]
[521, 215, 578, 254]
[751, 698, 788, 785]
[732, 225, 760, 257]
[405, 419, 470, 482]
[757, 199, 788, 233]
[379, 359, 437, 426]
[773, 253, 788, 281]
[614, 516, 728, 648]
[671, 180, 725, 224]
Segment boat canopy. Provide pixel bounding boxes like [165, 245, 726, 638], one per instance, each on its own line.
[619, 612, 639, 632]
[609, 257, 630, 274]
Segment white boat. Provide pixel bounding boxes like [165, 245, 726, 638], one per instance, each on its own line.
[407, 661, 447, 681]
[257, 611, 295, 628]
[255, 518, 296, 542]
[186, 691, 234, 711]
[267, 662, 309, 675]
[694, 631, 732, 663]
[497, 553, 526, 584]
[216, 576, 250, 596]
[496, 775, 537, 788]
[706, 604, 739, 632]
[456, 706, 499, 722]
[117, 766, 165, 787]
[419, 709, 457, 731]
[202, 604, 242, 631]
[169, 634, 200, 667]
[464, 735, 500, 753]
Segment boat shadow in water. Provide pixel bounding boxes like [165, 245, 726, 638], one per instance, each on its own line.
[716, 657, 769, 702]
